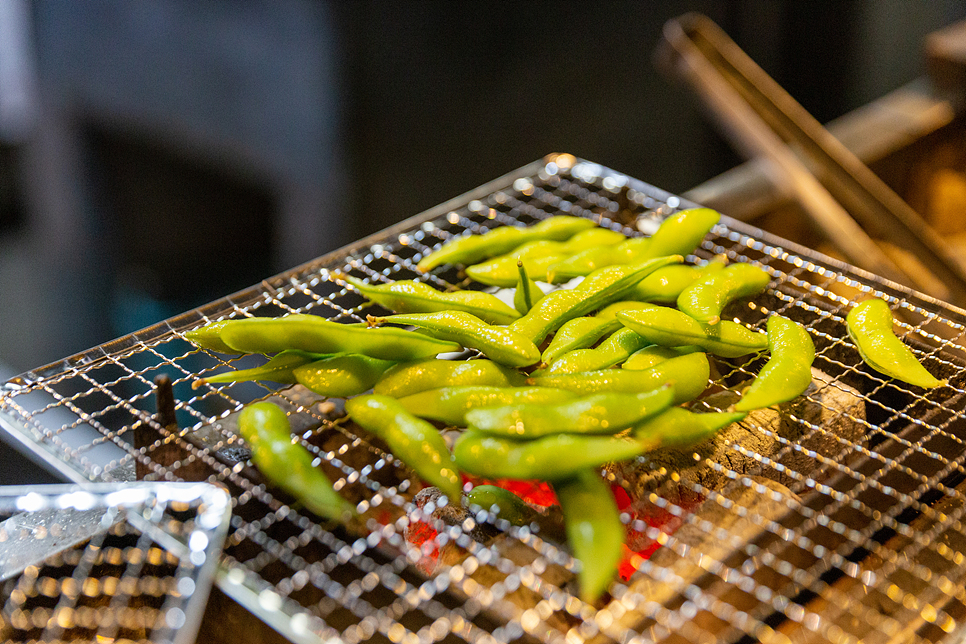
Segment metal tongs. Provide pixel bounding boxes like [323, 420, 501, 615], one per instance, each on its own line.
[656, 13, 966, 307]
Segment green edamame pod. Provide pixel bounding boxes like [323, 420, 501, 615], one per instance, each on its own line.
[293, 354, 395, 398]
[345, 394, 463, 500]
[529, 351, 710, 404]
[189, 314, 461, 361]
[617, 305, 767, 358]
[554, 469, 624, 603]
[238, 402, 355, 522]
[633, 408, 746, 449]
[342, 275, 521, 325]
[629, 257, 727, 303]
[622, 345, 698, 371]
[397, 385, 573, 426]
[196, 350, 328, 387]
[465, 386, 674, 438]
[536, 327, 652, 376]
[417, 215, 596, 272]
[513, 261, 544, 315]
[369, 311, 540, 367]
[510, 256, 682, 345]
[734, 316, 815, 411]
[541, 317, 620, 366]
[465, 485, 535, 527]
[547, 208, 720, 281]
[466, 228, 626, 286]
[677, 262, 771, 324]
[453, 430, 645, 481]
[186, 319, 237, 354]
[547, 237, 651, 283]
[846, 298, 945, 388]
[374, 358, 527, 398]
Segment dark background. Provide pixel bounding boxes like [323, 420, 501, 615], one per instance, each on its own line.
[1, 0, 965, 375]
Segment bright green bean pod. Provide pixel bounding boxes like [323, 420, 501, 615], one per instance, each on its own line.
[529, 351, 710, 405]
[238, 402, 355, 521]
[397, 385, 573, 426]
[509, 256, 682, 345]
[453, 430, 645, 481]
[622, 345, 698, 371]
[466, 228, 626, 286]
[846, 298, 945, 388]
[465, 485, 535, 526]
[196, 350, 328, 387]
[617, 305, 767, 358]
[374, 358, 527, 398]
[369, 311, 540, 367]
[546, 208, 720, 281]
[554, 469, 624, 603]
[342, 275, 521, 325]
[541, 317, 620, 365]
[346, 394, 463, 500]
[734, 316, 815, 411]
[677, 263, 771, 324]
[629, 258, 727, 303]
[292, 354, 396, 398]
[547, 237, 651, 283]
[186, 319, 237, 353]
[633, 408, 746, 449]
[513, 261, 544, 314]
[465, 386, 674, 438]
[190, 314, 461, 360]
[417, 215, 596, 271]
[536, 328, 651, 376]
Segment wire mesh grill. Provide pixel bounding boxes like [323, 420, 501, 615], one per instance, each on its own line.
[0, 482, 231, 644]
[4, 154, 966, 643]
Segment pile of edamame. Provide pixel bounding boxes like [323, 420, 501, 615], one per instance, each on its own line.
[190, 208, 944, 603]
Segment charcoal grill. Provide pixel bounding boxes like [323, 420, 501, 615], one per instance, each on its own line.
[3, 153, 966, 643]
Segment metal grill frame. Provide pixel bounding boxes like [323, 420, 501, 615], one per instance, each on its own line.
[0, 482, 231, 643]
[4, 154, 966, 643]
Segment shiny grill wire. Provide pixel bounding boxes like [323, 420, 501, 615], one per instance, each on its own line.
[3, 155, 966, 644]
[0, 483, 230, 644]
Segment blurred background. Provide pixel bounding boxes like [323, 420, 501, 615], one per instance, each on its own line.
[1, 0, 965, 378]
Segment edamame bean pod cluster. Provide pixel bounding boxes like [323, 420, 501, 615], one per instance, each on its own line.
[190, 209, 815, 603]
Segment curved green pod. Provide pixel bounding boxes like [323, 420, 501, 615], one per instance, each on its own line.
[547, 237, 651, 283]
[238, 402, 355, 522]
[536, 328, 652, 376]
[466, 228, 626, 286]
[677, 262, 771, 324]
[529, 351, 711, 405]
[189, 314, 461, 361]
[346, 394, 462, 500]
[554, 469, 624, 604]
[374, 358, 527, 398]
[453, 430, 645, 481]
[293, 354, 396, 398]
[846, 298, 944, 388]
[465, 485, 535, 526]
[616, 305, 767, 358]
[513, 261, 545, 315]
[370, 310, 540, 367]
[465, 386, 674, 438]
[198, 350, 328, 387]
[509, 256, 682, 345]
[417, 215, 596, 272]
[342, 275, 521, 325]
[629, 258, 727, 303]
[632, 408, 746, 449]
[397, 385, 573, 426]
[734, 315, 815, 411]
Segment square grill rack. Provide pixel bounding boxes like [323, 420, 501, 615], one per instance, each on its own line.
[3, 154, 966, 644]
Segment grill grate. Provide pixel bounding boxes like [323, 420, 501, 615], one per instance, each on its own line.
[4, 154, 966, 643]
[0, 483, 231, 643]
